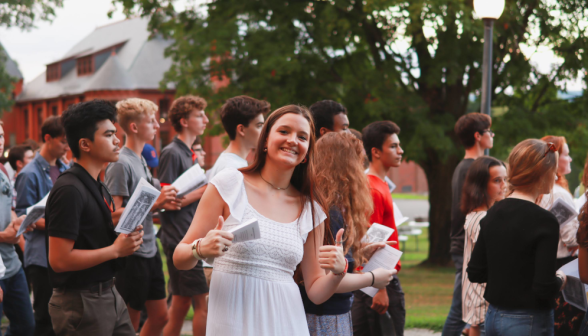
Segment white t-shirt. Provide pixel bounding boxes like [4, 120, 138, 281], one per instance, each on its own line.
[207, 152, 248, 180]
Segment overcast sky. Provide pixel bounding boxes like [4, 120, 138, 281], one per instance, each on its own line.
[0, 0, 583, 91]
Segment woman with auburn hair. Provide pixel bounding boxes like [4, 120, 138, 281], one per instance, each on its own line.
[468, 139, 567, 336]
[538, 136, 583, 336]
[172, 105, 387, 335]
[460, 156, 507, 336]
[299, 132, 395, 336]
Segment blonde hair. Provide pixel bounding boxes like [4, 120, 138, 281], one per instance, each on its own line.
[507, 139, 558, 196]
[116, 98, 158, 132]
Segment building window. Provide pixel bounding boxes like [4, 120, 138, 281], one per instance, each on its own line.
[51, 106, 58, 116]
[159, 99, 170, 123]
[77, 56, 94, 76]
[46, 63, 60, 82]
[37, 107, 43, 141]
[24, 109, 29, 139]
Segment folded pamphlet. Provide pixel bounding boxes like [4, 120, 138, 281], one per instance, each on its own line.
[116, 178, 161, 234]
[562, 275, 588, 311]
[360, 245, 403, 297]
[550, 198, 578, 227]
[17, 192, 50, 237]
[364, 223, 395, 244]
[172, 164, 208, 198]
[205, 218, 261, 266]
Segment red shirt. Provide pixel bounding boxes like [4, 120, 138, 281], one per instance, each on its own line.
[368, 174, 401, 272]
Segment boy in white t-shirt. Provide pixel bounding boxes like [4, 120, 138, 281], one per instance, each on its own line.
[207, 95, 270, 179]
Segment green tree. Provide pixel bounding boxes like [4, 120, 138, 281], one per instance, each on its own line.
[115, 0, 588, 265]
[0, 0, 63, 116]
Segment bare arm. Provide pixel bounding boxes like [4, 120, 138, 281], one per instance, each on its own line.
[48, 227, 144, 273]
[180, 185, 207, 208]
[173, 184, 232, 270]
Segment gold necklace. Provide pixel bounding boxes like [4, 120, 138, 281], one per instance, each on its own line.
[260, 173, 290, 190]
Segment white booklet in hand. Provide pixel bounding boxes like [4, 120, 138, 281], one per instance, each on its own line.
[550, 198, 578, 227]
[17, 192, 50, 237]
[364, 223, 395, 244]
[116, 178, 161, 234]
[205, 218, 261, 266]
[172, 164, 208, 198]
[360, 245, 403, 297]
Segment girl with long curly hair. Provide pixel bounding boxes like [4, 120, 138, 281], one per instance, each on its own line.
[299, 132, 395, 336]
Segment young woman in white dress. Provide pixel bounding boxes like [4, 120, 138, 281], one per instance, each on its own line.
[173, 105, 394, 335]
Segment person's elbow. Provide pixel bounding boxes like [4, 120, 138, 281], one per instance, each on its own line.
[466, 267, 487, 284]
[48, 254, 69, 273]
[307, 293, 328, 305]
[172, 243, 193, 270]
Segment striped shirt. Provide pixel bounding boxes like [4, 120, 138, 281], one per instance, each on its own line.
[462, 211, 488, 325]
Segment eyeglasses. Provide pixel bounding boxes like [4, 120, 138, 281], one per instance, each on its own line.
[192, 148, 204, 152]
[543, 142, 557, 158]
[481, 129, 495, 136]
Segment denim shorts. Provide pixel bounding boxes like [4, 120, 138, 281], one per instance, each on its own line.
[485, 304, 554, 336]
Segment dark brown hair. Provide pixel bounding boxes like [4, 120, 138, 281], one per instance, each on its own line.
[192, 136, 202, 146]
[461, 156, 505, 214]
[362, 121, 401, 162]
[220, 95, 270, 140]
[314, 132, 372, 267]
[507, 139, 558, 196]
[309, 100, 347, 139]
[541, 135, 569, 192]
[8, 145, 33, 171]
[169, 95, 207, 133]
[41, 116, 65, 142]
[454, 113, 492, 149]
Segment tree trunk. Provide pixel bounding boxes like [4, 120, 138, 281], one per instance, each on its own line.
[420, 155, 460, 266]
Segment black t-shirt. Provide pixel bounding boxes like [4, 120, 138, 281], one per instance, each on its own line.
[45, 163, 121, 289]
[450, 158, 474, 255]
[467, 198, 562, 310]
[299, 208, 355, 316]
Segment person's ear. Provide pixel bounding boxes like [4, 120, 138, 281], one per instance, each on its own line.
[79, 138, 92, 154]
[319, 127, 330, 137]
[236, 124, 246, 138]
[371, 147, 381, 160]
[180, 117, 189, 129]
[44, 134, 52, 143]
[474, 131, 482, 142]
[129, 122, 139, 134]
[16, 160, 24, 170]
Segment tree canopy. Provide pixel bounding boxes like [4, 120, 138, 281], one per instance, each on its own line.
[115, 0, 588, 264]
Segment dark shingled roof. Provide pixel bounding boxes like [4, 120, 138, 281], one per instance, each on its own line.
[0, 42, 23, 80]
[16, 17, 174, 102]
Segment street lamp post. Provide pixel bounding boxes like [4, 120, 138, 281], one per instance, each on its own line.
[474, 0, 504, 155]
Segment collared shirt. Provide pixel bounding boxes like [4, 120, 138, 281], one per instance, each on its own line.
[46, 163, 120, 288]
[15, 154, 68, 268]
[0, 169, 21, 280]
[105, 147, 157, 258]
[158, 136, 199, 249]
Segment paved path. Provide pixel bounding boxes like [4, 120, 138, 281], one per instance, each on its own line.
[395, 198, 430, 221]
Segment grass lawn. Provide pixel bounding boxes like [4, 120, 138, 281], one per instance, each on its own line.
[398, 227, 454, 331]
[391, 193, 429, 201]
[159, 225, 453, 331]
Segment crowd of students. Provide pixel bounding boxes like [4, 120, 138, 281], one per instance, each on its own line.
[0, 93, 585, 336]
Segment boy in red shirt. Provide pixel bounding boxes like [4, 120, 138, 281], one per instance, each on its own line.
[352, 120, 405, 336]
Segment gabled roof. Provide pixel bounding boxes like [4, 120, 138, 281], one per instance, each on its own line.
[0, 42, 23, 80]
[17, 17, 174, 102]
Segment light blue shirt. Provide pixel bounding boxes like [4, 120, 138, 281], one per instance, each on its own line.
[0, 169, 21, 279]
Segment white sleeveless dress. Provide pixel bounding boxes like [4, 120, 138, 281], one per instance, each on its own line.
[207, 168, 327, 336]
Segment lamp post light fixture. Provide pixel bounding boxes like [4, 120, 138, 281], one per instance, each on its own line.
[474, 0, 504, 155]
[474, 0, 505, 118]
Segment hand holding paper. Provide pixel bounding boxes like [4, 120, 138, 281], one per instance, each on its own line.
[172, 164, 208, 198]
[17, 192, 50, 237]
[116, 178, 160, 234]
[360, 245, 403, 297]
[203, 217, 261, 265]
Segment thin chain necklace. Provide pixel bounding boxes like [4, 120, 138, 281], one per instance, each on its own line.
[260, 173, 290, 190]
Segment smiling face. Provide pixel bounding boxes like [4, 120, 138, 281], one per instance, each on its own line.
[81, 119, 121, 163]
[373, 133, 404, 169]
[265, 113, 311, 169]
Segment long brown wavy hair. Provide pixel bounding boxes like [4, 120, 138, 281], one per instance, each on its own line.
[541, 135, 570, 192]
[314, 132, 373, 267]
[240, 104, 327, 232]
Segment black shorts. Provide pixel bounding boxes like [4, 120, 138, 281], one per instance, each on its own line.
[164, 245, 209, 297]
[115, 252, 167, 311]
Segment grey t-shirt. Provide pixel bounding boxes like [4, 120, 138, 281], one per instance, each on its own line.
[449, 158, 474, 255]
[105, 147, 157, 258]
[206, 152, 248, 180]
[0, 170, 21, 279]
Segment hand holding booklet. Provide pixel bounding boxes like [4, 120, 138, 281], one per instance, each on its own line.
[172, 163, 207, 198]
[115, 178, 160, 234]
[550, 198, 578, 227]
[205, 218, 261, 266]
[17, 192, 50, 237]
[364, 223, 395, 244]
[360, 245, 403, 297]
